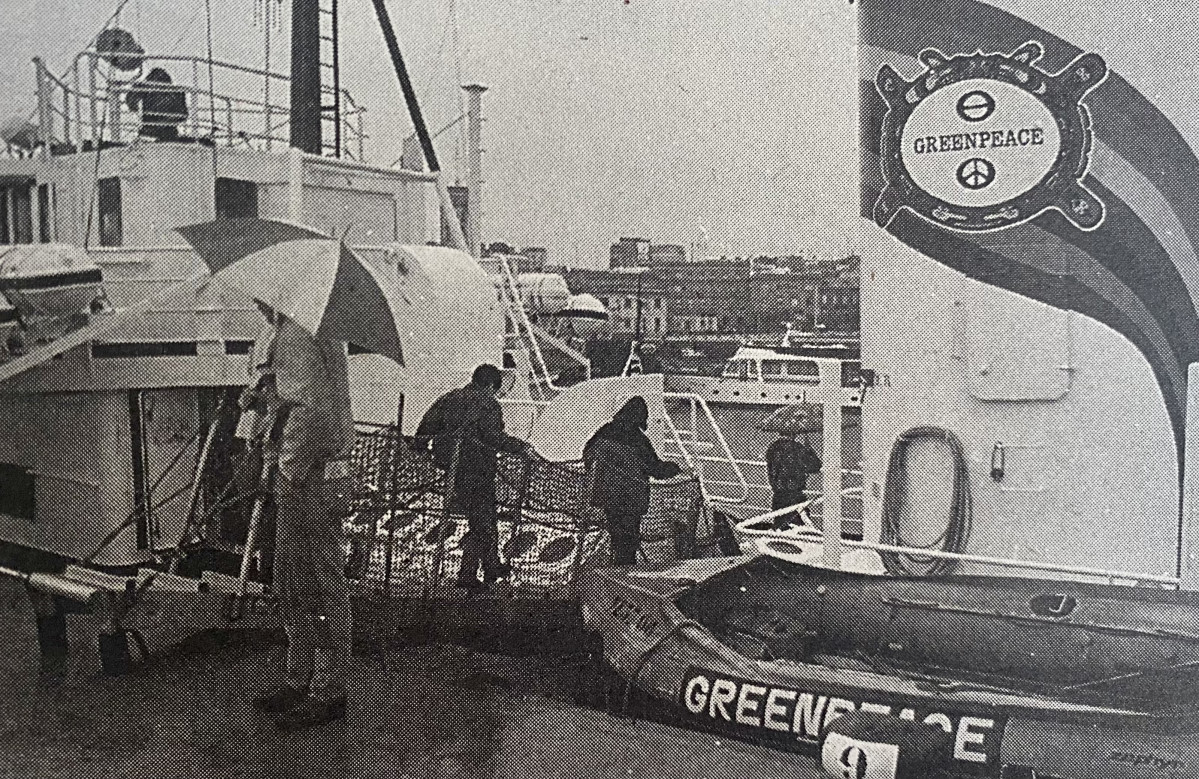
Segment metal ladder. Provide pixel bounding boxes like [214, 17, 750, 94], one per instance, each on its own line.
[319, 0, 342, 157]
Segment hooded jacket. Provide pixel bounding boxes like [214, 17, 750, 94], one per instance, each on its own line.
[583, 398, 681, 517]
[416, 382, 527, 488]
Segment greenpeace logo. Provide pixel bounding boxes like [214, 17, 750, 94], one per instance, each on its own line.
[1109, 752, 1187, 772]
[680, 668, 1000, 769]
[911, 127, 1046, 155]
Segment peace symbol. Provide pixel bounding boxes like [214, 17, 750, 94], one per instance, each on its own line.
[957, 157, 996, 190]
[956, 90, 996, 122]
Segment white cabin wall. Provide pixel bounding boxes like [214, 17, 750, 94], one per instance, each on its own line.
[0, 391, 144, 564]
[118, 146, 216, 246]
[860, 240, 1178, 578]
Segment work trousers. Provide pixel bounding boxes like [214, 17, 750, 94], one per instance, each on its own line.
[771, 488, 806, 529]
[271, 410, 352, 693]
[604, 509, 643, 566]
[456, 487, 501, 583]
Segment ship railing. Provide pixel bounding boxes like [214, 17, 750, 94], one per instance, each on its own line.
[496, 391, 749, 508]
[730, 486, 864, 535]
[495, 255, 564, 399]
[659, 413, 864, 516]
[30, 51, 367, 160]
[662, 391, 749, 505]
[734, 508, 1182, 588]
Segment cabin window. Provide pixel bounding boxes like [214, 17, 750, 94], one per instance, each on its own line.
[215, 178, 259, 219]
[37, 183, 51, 243]
[97, 177, 122, 247]
[762, 360, 788, 382]
[786, 360, 819, 380]
[0, 463, 35, 521]
[726, 360, 761, 381]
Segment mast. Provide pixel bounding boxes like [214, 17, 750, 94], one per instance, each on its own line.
[289, 0, 322, 153]
[369, 0, 469, 252]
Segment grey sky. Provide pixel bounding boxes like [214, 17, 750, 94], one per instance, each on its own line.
[1, 0, 858, 267]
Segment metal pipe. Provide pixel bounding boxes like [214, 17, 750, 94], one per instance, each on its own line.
[169, 396, 227, 574]
[88, 54, 100, 145]
[237, 458, 275, 593]
[463, 84, 487, 257]
[747, 535, 1182, 587]
[331, 0, 342, 157]
[0, 566, 105, 609]
[820, 361, 843, 569]
[34, 57, 51, 157]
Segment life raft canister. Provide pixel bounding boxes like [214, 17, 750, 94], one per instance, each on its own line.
[819, 711, 953, 779]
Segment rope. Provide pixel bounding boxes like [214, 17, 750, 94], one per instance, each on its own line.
[879, 426, 973, 577]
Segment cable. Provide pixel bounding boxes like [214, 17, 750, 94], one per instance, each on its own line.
[879, 426, 972, 577]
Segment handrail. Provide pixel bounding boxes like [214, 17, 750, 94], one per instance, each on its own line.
[663, 391, 749, 504]
[738, 513, 1181, 587]
[34, 50, 367, 158]
[496, 255, 559, 396]
[733, 487, 863, 528]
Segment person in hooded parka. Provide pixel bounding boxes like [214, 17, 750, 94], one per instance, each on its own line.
[583, 396, 683, 565]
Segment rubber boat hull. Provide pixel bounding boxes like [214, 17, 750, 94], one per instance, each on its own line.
[580, 556, 1199, 779]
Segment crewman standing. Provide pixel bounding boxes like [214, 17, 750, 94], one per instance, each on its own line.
[125, 67, 188, 141]
[416, 364, 533, 592]
[583, 396, 684, 565]
[242, 303, 356, 730]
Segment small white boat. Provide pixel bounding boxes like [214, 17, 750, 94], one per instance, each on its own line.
[666, 345, 861, 408]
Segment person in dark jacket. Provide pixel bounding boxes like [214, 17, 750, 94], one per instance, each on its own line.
[125, 67, 187, 141]
[583, 396, 683, 565]
[765, 431, 822, 529]
[416, 364, 533, 591]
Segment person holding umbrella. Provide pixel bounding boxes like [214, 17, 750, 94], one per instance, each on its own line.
[178, 218, 414, 731]
[241, 302, 355, 730]
[762, 404, 822, 529]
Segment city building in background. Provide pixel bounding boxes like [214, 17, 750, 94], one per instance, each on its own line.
[609, 237, 650, 269]
[647, 243, 686, 266]
[565, 243, 860, 339]
[482, 242, 550, 274]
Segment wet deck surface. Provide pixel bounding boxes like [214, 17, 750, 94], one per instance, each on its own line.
[0, 583, 822, 779]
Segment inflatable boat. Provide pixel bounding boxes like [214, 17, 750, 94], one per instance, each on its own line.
[580, 554, 1199, 778]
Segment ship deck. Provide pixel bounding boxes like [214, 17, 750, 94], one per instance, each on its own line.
[0, 579, 822, 779]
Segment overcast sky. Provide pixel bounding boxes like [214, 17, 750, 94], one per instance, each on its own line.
[1, 0, 858, 267]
